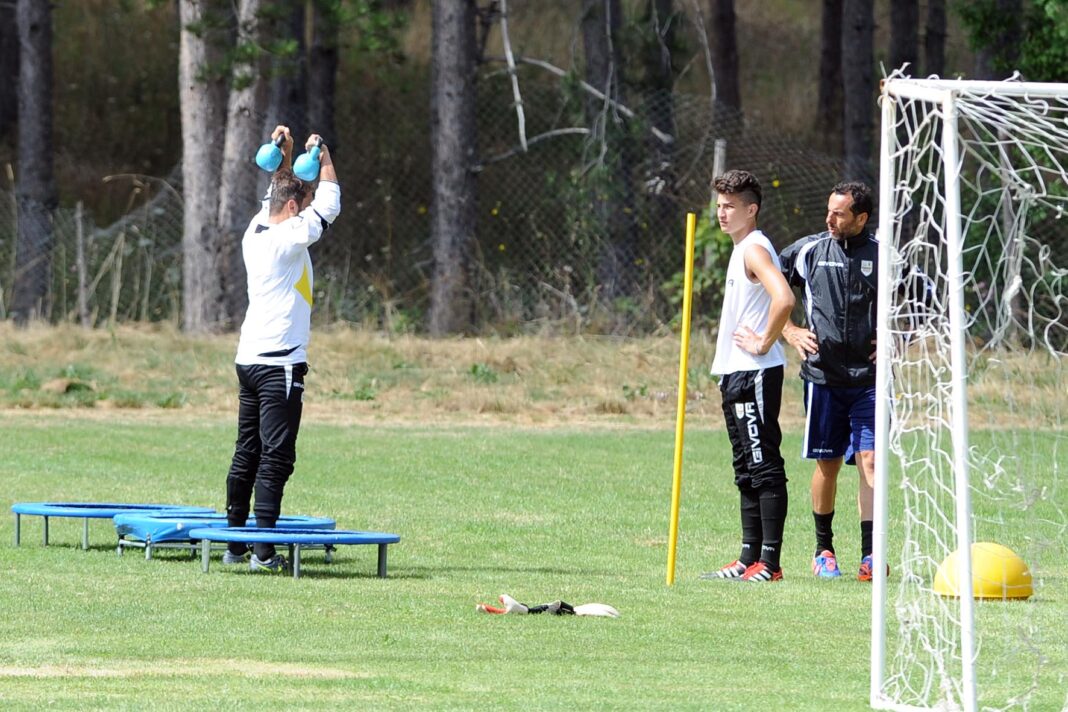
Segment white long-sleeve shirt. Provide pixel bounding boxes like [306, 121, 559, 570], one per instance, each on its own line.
[235, 180, 341, 366]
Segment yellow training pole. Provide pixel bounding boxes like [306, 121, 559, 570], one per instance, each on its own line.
[666, 212, 697, 586]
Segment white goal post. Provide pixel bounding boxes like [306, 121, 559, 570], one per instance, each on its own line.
[872, 75, 1067, 712]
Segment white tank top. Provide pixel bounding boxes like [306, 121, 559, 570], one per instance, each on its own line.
[710, 229, 787, 375]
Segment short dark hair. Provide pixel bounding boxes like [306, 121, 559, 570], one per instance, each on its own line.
[713, 170, 762, 212]
[269, 169, 311, 216]
[832, 181, 873, 218]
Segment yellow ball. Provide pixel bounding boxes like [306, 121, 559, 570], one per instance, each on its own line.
[933, 542, 1033, 600]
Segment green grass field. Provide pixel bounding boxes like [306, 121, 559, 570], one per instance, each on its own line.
[1, 416, 1064, 711]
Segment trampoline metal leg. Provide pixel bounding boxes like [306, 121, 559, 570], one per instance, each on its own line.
[200, 539, 210, 573]
[378, 544, 388, 578]
[43, 516, 49, 546]
[14, 514, 19, 547]
[293, 544, 301, 579]
[82, 518, 89, 551]
[145, 543, 153, 560]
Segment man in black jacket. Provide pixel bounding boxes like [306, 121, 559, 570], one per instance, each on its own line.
[779, 182, 880, 582]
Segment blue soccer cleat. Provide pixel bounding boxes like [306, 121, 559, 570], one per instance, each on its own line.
[812, 549, 842, 578]
[858, 554, 889, 582]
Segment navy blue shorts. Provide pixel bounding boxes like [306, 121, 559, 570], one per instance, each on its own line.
[801, 382, 876, 465]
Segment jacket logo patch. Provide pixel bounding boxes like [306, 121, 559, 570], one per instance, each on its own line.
[861, 259, 873, 277]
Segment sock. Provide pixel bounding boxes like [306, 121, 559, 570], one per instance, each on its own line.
[758, 484, 789, 570]
[253, 544, 277, 560]
[224, 496, 248, 555]
[573, 603, 619, 617]
[861, 520, 873, 558]
[814, 510, 835, 556]
[528, 600, 575, 615]
[225, 500, 249, 551]
[499, 594, 529, 614]
[739, 485, 762, 566]
[252, 510, 278, 560]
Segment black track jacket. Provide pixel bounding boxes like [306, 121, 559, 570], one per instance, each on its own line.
[779, 228, 878, 387]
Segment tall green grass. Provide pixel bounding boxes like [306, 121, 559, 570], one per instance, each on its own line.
[0, 417, 1063, 710]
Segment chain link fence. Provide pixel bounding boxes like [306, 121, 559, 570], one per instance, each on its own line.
[0, 83, 848, 333]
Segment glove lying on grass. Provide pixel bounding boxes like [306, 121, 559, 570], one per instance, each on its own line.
[476, 594, 620, 618]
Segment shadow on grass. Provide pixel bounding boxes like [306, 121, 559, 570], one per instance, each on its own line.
[15, 545, 623, 580]
[401, 564, 622, 578]
[203, 565, 622, 581]
[12, 542, 136, 554]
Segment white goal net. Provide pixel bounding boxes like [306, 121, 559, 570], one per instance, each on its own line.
[872, 75, 1067, 712]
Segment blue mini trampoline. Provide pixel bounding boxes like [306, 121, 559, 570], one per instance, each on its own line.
[189, 527, 401, 578]
[11, 502, 214, 550]
[113, 512, 336, 559]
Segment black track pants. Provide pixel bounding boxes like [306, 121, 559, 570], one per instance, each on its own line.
[226, 363, 307, 558]
[719, 365, 787, 490]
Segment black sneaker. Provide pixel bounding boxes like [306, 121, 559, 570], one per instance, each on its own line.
[249, 553, 289, 573]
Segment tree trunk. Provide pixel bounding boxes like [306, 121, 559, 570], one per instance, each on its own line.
[262, 2, 307, 146]
[179, 0, 230, 332]
[582, 0, 638, 313]
[0, 2, 18, 143]
[642, 0, 678, 229]
[308, 0, 339, 148]
[973, 0, 1022, 80]
[889, 0, 918, 75]
[816, 0, 843, 151]
[581, 0, 623, 121]
[708, 0, 740, 110]
[218, 0, 270, 328]
[924, 0, 946, 78]
[12, 0, 57, 324]
[643, 0, 677, 174]
[841, 0, 874, 183]
[428, 0, 478, 335]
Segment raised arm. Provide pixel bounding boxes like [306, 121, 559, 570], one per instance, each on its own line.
[271, 125, 294, 172]
[295, 133, 341, 235]
[305, 133, 337, 184]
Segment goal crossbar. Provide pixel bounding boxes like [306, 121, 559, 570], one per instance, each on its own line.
[884, 76, 1068, 100]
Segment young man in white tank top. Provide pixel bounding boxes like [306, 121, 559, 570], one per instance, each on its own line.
[702, 170, 795, 582]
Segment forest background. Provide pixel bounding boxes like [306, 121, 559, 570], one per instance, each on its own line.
[1, 0, 1066, 336]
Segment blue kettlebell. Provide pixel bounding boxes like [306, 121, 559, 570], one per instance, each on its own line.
[255, 134, 286, 172]
[293, 138, 323, 182]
